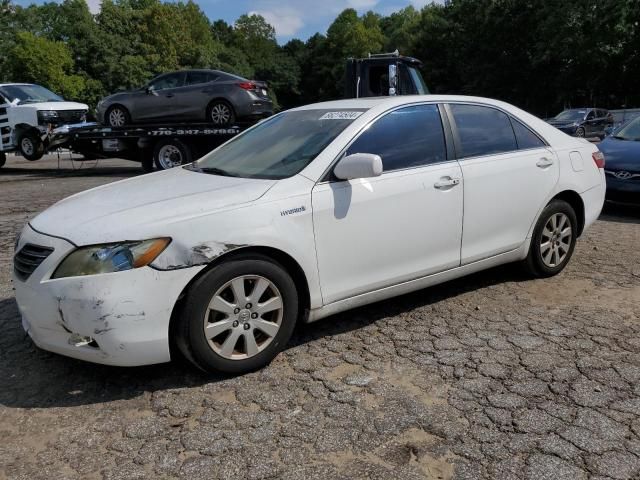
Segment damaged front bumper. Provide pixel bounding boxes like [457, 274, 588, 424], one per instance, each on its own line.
[13, 225, 201, 367]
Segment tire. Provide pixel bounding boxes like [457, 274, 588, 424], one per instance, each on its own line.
[176, 255, 299, 374]
[575, 127, 585, 138]
[18, 132, 44, 161]
[524, 200, 578, 278]
[153, 139, 192, 170]
[105, 105, 130, 127]
[0, 152, 5, 168]
[207, 100, 235, 126]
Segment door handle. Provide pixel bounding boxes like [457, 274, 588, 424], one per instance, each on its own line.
[434, 177, 461, 189]
[536, 157, 554, 168]
[166, 93, 174, 98]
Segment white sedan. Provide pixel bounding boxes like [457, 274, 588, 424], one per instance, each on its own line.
[13, 95, 606, 373]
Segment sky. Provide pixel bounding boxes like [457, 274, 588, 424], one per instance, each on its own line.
[14, 0, 443, 43]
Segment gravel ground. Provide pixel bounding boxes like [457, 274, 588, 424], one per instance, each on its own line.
[1, 153, 640, 480]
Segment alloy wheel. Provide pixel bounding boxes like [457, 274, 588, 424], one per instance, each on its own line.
[540, 212, 572, 267]
[210, 103, 231, 125]
[108, 108, 126, 127]
[203, 275, 283, 360]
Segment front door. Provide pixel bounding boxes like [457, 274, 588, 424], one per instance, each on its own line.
[136, 72, 187, 122]
[312, 104, 463, 305]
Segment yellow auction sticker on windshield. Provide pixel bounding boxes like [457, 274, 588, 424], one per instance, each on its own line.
[319, 111, 363, 120]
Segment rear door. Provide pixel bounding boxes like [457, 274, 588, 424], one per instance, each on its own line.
[184, 71, 219, 120]
[312, 104, 463, 304]
[446, 103, 559, 264]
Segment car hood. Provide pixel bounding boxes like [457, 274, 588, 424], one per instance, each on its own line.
[598, 137, 640, 172]
[30, 167, 277, 245]
[16, 101, 88, 111]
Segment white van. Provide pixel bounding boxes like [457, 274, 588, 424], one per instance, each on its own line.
[0, 83, 88, 165]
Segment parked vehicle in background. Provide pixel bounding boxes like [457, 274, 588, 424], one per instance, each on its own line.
[0, 83, 88, 162]
[13, 95, 605, 373]
[547, 108, 613, 139]
[96, 69, 273, 127]
[598, 116, 640, 204]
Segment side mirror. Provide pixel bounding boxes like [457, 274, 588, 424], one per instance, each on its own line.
[146, 86, 157, 96]
[334, 153, 383, 180]
[388, 64, 397, 96]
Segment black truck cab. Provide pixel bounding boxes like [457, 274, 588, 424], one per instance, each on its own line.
[345, 50, 429, 98]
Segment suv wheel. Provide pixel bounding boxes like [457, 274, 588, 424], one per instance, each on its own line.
[524, 200, 578, 277]
[18, 132, 44, 161]
[176, 255, 299, 374]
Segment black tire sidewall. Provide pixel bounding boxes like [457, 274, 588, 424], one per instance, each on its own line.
[0, 152, 5, 168]
[179, 257, 299, 374]
[528, 200, 578, 277]
[208, 100, 235, 126]
[575, 127, 585, 137]
[153, 139, 192, 170]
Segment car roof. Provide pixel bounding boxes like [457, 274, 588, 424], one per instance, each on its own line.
[0, 83, 34, 87]
[290, 95, 524, 112]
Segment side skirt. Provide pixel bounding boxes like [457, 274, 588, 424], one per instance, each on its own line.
[306, 244, 526, 323]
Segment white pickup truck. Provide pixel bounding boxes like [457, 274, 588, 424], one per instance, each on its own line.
[0, 83, 89, 167]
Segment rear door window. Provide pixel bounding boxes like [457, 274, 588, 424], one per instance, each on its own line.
[449, 104, 518, 158]
[346, 104, 447, 171]
[187, 71, 217, 85]
[510, 118, 546, 150]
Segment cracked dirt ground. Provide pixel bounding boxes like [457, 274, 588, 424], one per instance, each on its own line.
[1, 154, 640, 479]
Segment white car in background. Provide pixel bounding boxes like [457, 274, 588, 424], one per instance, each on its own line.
[13, 95, 605, 373]
[0, 83, 88, 161]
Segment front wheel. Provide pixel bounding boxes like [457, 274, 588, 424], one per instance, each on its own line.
[524, 200, 578, 277]
[105, 105, 130, 127]
[0, 152, 6, 168]
[18, 132, 44, 161]
[175, 255, 299, 374]
[153, 139, 192, 170]
[575, 127, 585, 138]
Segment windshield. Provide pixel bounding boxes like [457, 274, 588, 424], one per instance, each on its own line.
[0, 84, 63, 105]
[613, 116, 640, 141]
[554, 109, 587, 122]
[189, 109, 367, 179]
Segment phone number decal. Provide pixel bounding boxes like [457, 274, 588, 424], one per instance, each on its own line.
[149, 128, 241, 136]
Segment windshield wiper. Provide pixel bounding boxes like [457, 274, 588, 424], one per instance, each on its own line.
[196, 167, 239, 177]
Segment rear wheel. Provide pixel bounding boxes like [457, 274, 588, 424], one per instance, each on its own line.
[524, 200, 577, 277]
[153, 139, 192, 170]
[207, 100, 235, 126]
[18, 132, 44, 161]
[0, 152, 5, 168]
[176, 255, 299, 374]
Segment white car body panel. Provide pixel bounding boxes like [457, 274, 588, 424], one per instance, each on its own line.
[12, 95, 606, 366]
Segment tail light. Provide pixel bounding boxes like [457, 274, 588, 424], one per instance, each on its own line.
[592, 151, 605, 169]
[237, 82, 257, 90]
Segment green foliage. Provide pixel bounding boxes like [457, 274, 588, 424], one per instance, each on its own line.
[7, 31, 86, 99]
[0, 0, 639, 115]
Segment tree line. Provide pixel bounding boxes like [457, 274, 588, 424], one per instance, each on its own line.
[1, 0, 638, 117]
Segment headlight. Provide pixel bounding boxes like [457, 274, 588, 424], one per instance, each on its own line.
[38, 110, 59, 119]
[52, 238, 171, 279]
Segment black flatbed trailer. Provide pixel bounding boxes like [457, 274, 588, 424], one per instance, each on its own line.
[50, 122, 252, 171]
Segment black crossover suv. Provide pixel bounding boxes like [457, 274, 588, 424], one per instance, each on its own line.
[97, 69, 273, 127]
